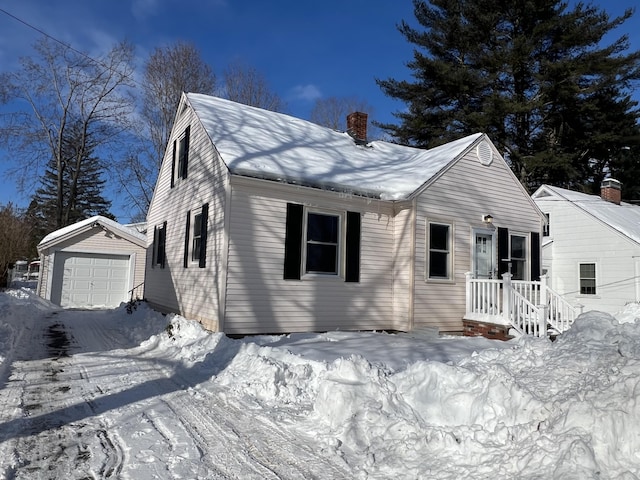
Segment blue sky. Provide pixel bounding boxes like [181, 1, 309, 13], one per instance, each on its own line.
[0, 0, 638, 222]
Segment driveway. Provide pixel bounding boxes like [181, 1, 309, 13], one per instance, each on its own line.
[0, 308, 351, 479]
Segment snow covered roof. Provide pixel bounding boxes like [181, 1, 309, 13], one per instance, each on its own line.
[533, 185, 640, 245]
[38, 215, 147, 251]
[186, 93, 484, 200]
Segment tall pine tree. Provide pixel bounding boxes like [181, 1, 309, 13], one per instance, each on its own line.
[377, 0, 640, 192]
[30, 121, 112, 235]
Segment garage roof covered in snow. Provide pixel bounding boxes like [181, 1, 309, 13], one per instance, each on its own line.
[186, 93, 485, 200]
[37, 216, 147, 251]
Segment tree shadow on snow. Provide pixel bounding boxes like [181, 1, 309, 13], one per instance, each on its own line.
[0, 337, 241, 441]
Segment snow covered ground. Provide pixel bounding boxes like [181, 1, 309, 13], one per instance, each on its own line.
[1, 287, 639, 479]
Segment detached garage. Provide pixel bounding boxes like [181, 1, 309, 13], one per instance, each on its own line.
[37, 216, 146, 308]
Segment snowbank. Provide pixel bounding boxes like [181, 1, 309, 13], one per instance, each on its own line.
[2, 289, 640, 478]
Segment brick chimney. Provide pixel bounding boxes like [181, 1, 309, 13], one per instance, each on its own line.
[347, 112, 368, 143]
[601, 178, 622, 205]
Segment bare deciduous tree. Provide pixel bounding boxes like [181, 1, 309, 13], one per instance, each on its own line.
[0, 38, 136, 228]
[223, 61, 286, 112]
[142, 42, 217, 168]
[119, 42, 216, 217]
[310, 96, 376, 135]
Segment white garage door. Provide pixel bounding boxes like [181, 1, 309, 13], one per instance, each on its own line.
[51, 252, 131, 308]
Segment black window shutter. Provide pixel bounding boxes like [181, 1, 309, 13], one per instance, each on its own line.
[184, 211, 191, 268]
[498, 227, 509, 276]
[284, 203, 303, 280]
[160, 221, 167, 269]
[199, 203, 209, 268]
[170, 140, 176, 188]
[345, 211, 361, 282]
[152, 226, 157, 269]
[182, 126, 190, 179]
[531, 231, 540, 281]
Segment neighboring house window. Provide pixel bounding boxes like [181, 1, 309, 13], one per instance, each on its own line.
[153, 221, 167, 269]
[510, 234, 527, 280]
[427, 222, 452, 280]
[543, 213, 550, 237]
[580, 263, 597, 295]
[284, 203, 360, 281]
[183, 204, 209, 268]
[171, 126, 191, 187]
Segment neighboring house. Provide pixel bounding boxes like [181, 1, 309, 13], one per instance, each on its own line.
[532, 179, 640, 315]
[37, 216, 146, 308]
[144, 92, 546, 336]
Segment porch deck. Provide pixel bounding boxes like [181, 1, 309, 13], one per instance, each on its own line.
[465, 273, 582, 338]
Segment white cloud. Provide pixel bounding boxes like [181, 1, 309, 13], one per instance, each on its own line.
[288, 84, 322, 102]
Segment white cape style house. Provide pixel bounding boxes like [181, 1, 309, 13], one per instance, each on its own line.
[144, 92, 569, 338]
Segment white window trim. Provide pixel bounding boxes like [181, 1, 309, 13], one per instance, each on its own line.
[301, 207, 345, 279]
[190, 208, 203, 264]
[578, 261, 598, 297]
[426, 220, 455, 283]
[176, 130, 188, 180]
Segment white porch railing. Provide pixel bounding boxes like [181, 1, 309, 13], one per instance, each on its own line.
[465, 272, 582, 337]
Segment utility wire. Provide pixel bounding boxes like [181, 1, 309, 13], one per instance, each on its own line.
[0, 7, 131, 79]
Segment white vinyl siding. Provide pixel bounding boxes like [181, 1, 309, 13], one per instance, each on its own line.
[413, 146, 543, 332]
[535, 192, 640, 314]
[223, 181, 397, 334]
[145, 100, 228, 331]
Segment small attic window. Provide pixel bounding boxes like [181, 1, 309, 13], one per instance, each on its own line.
[476, 140, 493, 166]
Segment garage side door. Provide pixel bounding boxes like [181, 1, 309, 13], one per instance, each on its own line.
[51, 252, 131, 308]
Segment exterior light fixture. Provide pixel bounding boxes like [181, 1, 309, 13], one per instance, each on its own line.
[482, 214, 493, 224]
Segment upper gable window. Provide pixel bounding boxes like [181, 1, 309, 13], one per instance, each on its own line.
[171, 126, 191, 187]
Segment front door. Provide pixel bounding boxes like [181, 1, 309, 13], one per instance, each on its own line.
[474, 232, 495, 279]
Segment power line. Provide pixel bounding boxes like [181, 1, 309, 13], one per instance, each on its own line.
[0, 7, 131, 80]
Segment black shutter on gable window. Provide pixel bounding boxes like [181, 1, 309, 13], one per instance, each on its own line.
[284, 203, 303, 280]
[498, 227, 509, 276]
[531, 232, 540, 281]
[199, 203, 209, 268]
[170, 140, 176, 188]
[184, 211, 191, 268]
[160, 221, 167, 269]
[345, 211, 361, 282]
[182, 126, 190, 179]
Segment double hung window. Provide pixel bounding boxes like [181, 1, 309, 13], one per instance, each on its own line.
[183, 204, 209, 268]
[427, 222, 452, 280]
[579, 263, 596, 295]
[284, 204, 360, 282]
[153, 222, 167, 268]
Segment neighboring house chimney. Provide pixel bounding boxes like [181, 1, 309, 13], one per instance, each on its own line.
[601, 178, 622, 205]
[347, 112, 368, 143]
